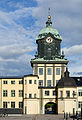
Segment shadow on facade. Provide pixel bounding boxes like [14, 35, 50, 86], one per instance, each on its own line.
[45, 102, 57, 114]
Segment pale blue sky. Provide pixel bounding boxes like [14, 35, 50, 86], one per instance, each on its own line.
[0, 0, 82, 76]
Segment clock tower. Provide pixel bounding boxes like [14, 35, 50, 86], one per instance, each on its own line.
[36, 15, 62, 60]
[30, 13, 68, 114]
[31, 14, 68, 87]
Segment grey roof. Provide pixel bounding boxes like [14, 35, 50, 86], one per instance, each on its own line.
[57, 77, 76, 88]
[57, 68, 76, 88]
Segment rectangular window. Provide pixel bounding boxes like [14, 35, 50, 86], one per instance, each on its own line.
[34, 80, 36, 84]
[29, 80, 32, 84]
[11, 90, 15, 97]
[29, 94, 32, 98]
[11, 80, 15, 84]
[34, 94, 36, 98]
[66, 91, 70, 97]
[60, 91, 63, 98]
[3, 102, 7, 108]
[47, 68, 51, 75]
[78, 90, 82, 96]
[19, 80, 23, 84]
[19, 102, 23, 108]
[47, 80, 51, 86]
[53, 90, 56, 96]
[39, 80, 43, 86]
[78, 101, 82, 108]
[56, 68, 60, 75]
[19, 90, 23, 97]
[3, 80, 8, 84]
[3, 90, 8, 97]
[45, 91, 49, 96]
[39, 68, 43, 75]
[11, 102, 15, 108]
[56, 80, 59, 85]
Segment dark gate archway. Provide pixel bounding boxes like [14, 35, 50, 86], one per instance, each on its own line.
[45, 102, 57, 114]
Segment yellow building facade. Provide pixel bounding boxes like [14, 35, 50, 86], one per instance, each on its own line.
[0, 14, 82, 115]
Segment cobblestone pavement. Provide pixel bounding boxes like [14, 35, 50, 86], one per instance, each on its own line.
[0, 114, 73, 120]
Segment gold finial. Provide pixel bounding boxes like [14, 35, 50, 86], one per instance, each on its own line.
[48, 8, 51, 19]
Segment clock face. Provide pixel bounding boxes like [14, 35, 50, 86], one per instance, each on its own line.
[46, 37, 53, 43]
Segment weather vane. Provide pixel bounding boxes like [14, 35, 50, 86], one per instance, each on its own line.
[48, 8, 50, 16]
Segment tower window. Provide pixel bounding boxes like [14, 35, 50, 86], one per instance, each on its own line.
[56, 68, 60, 75]
[39, 68, 43, 75]
[45, 91, 49, 96]
[39, 80, 43, 86]
[53, 90, 56, 96]
[47, 68, 51, 75]
[29, 94, 32, 98]
[56, 80, 59, 85]
[47, 80, 51, 87]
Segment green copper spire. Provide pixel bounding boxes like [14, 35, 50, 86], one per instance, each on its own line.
[46, 8, 52, 27]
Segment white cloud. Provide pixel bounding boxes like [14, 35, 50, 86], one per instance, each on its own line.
[63, 44, 82, 56]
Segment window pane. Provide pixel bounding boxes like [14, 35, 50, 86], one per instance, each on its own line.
[56, 80, 59, 85]
[56, 68, 60, 75]
[11, 102, 15, 108]
[19, 102, 23, 108]
[47, 80, 51, 86]
[53, 91, 56, 96]
[11, 80, 15, 84]
[29, 80, 32, 84]
[29, 94, 32, 98]
[3, 80, 8, 84]
[34, 94, 36, 98]
[11, 90, 15, 97]
[19, 80, 23, 84]
[39, 68, 43, 75]
[3, 102, 7, 108]
[45, 91, 49, 96]
[19, 90, 23, 97]
[47, 68, 51, 75]
[60, 91, 63, 97]
[3, 90, 8, 97]
[66, 91, 70, 97]
[39, 80, 43, 86]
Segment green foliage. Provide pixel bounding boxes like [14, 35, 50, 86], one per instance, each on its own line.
[46, 104, 53, 108]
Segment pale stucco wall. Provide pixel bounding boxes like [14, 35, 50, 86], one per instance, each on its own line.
[23, 76, 39, 114]
[58, 87, 77, 114]
[1, 78, 23, 108]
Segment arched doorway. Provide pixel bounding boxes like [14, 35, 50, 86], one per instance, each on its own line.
[45, 102, 57, 114]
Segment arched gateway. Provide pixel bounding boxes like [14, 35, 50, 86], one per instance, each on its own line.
[45, 102, 57, 114]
